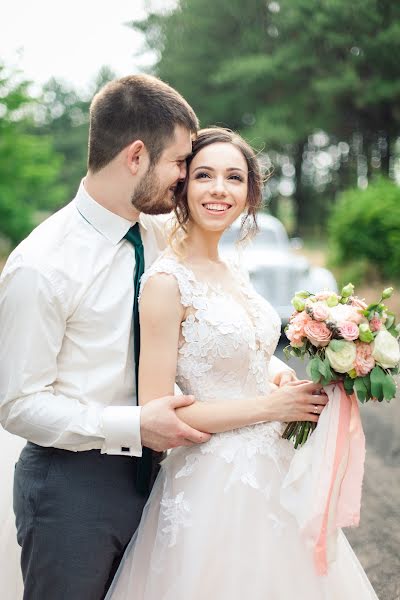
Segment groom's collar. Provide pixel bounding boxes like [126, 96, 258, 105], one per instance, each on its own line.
[74, 179, 148, 245]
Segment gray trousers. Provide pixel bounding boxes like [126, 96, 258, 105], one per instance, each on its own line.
[13, 442, 148, 600]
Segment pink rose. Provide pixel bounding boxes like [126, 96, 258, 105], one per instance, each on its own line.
[310, 301, 330, 322]
[354, 342, 375, 376]
[304, 320, 332, 347]
[338, 320, 360, 341]
[370, 317, 382, 332]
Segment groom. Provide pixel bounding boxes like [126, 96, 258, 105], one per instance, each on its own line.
[0, 75, 297, 599]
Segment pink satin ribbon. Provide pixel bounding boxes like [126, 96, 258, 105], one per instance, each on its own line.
[281, 382, 366, 576]
[313, 383, 365, 575]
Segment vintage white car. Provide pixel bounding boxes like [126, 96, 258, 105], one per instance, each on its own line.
[220, 213, 338, 325]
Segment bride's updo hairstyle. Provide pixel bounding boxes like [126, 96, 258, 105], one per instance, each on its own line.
[170, 127, 265, 252]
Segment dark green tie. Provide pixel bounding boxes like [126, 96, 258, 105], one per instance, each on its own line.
[124, 223, 152, 495]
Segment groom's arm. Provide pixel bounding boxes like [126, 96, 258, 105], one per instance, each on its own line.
[0, 264, 142, 455]
[268, 355, 297, 385]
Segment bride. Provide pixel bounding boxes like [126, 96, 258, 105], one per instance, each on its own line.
[106, 127, 379, 599]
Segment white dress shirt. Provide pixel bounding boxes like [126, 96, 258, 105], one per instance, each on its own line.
[0, 181, 292, 456]
[0, 182, 168, 456]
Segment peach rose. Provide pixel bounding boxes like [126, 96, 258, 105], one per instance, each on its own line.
[354, 342, 375, 376]
[286, 323, 304, 347]
[304, 320, 332, 347]
[287, 311, 314, 347]
[291, 311, 312, 327]
[286, 311, 311, 347]
[311, 301, 330, 322]
[338, 320, 360, 341]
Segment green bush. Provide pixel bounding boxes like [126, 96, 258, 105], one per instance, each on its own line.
[328, 178, 400, 281]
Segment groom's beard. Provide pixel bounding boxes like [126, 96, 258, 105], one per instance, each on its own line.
[131, 165, 176, 216]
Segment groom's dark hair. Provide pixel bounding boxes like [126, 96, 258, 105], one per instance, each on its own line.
[88, 74, 198, 173]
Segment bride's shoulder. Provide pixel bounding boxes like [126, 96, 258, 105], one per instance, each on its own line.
[139, 252, 197, 307]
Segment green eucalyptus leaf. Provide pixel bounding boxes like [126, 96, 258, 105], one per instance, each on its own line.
[354, 377, 368, 403]
[319, 359, 334, 385]
[361, 375, 372, 398]
[307, 357, 322, 383]
[318, 359, 328, 377]
[382, 373, 397, 401]
[370, 366, 386, 401]
[344, 375, 355, 395]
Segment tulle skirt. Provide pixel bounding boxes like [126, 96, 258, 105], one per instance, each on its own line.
[106, 424, 379, 600]
[0, 426, 25, 600]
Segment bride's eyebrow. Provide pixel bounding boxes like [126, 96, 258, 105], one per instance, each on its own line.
[192, 166, 246, 172]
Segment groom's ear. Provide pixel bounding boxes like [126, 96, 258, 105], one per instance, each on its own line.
[126, 140, 149, 176]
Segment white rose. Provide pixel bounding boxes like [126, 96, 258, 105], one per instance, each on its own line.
[325, 340, 357, 373]
[372, 329, 400, 369]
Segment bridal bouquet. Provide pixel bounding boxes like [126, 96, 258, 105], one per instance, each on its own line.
[282, 284, 400, 447]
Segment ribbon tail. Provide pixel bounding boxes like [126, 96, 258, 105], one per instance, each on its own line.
[313, 383, 365, 575]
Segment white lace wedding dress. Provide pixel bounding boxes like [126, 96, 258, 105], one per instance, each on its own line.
[106, 254, 378, 600]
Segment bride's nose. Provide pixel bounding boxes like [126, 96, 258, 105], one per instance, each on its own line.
[210, 176, 228, 196]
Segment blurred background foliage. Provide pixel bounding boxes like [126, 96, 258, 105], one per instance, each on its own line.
[1, 0, 400, 288]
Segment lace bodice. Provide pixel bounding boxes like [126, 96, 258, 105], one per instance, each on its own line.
[139, 253, 281, 403]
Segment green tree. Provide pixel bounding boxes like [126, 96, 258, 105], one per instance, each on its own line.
[36, 66, 116, 201]
[132, 0, 400, 233]
[0, 64, 64, 245]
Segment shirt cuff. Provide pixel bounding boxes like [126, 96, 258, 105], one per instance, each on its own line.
[268, 355, 295, 381]
[100, 406, 142, 457]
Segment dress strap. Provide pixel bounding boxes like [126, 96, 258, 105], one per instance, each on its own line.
[139, 255, 202, 308]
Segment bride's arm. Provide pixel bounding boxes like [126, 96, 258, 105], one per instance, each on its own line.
[139, 274, 325, 435]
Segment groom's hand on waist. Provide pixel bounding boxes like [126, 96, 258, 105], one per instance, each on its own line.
[272, 369, 298, 387]
[140, 394, 211, 452]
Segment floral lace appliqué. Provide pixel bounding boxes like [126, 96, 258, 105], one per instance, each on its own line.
[160, 491, 192, 547]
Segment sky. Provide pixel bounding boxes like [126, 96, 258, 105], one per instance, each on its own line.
[0, 0, 166, 94]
